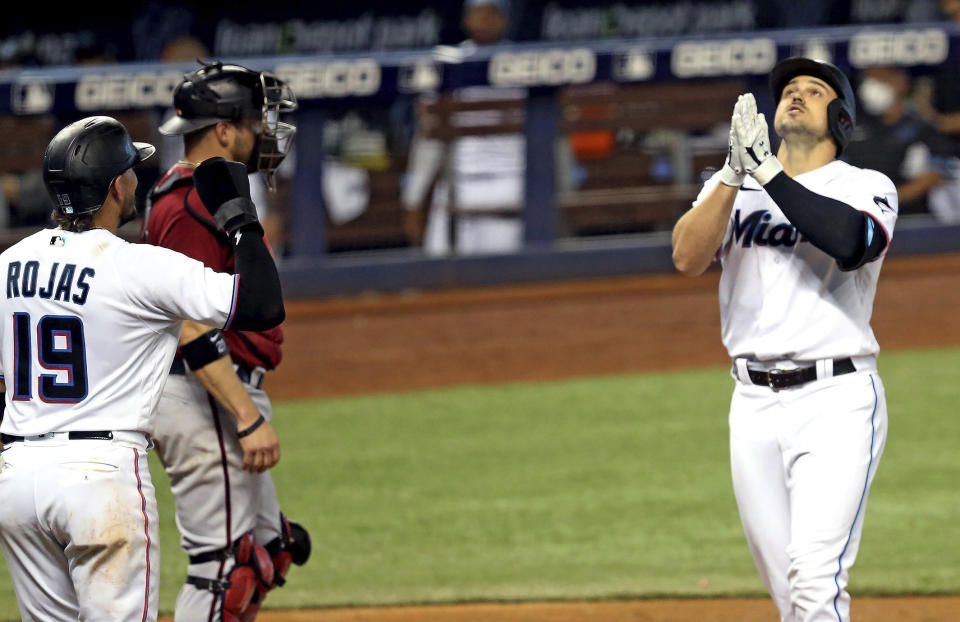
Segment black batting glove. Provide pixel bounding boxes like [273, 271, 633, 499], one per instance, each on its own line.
[193, 157, 263, 238]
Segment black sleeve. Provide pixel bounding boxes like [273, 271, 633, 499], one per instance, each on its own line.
[227, 225, 286, 331]
[763, 172, 886, 271]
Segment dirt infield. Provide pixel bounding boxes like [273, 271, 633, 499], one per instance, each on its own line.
[251, 252, 960, 621]
[227, 596, 960, 621]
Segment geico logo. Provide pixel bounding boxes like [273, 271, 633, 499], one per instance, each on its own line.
[488, 49, 596, 87]
[75, 73, 184, 110]
[671, 38, 776, 77]
[274, 60, 381, 98]
[849, 29, 949, 67]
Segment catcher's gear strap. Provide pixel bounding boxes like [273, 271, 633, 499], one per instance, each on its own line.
[762, 172, 886, 271]
[140, 170, 211, 242]
[189, 532, 245, 565]
[229, 226, 285, 332]
[186, 575, 231, 594]
[146, 168, 229, 244]
[181, 329, 230, 371]
[182, 187, 229, 242]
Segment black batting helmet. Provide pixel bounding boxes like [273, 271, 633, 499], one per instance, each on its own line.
[159, 62, 265, 136]
[770, 57, 856, 155]
[160, 61, 297, 189]
[43, 116, 155, 215]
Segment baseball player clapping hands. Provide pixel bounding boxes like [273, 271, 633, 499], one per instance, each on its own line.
[672, 57, 898, 622]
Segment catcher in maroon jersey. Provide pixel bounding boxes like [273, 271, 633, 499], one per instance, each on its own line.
[144, 61, 310, 622]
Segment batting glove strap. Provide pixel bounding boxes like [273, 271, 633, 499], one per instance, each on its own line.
[751, 157, 783, 186]
[719, 162, 745, 187]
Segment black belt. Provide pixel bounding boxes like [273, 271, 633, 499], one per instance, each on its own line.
[746, 357, 855, 390]
[170, 357, 264, 389]
[1, 430, 114, 444]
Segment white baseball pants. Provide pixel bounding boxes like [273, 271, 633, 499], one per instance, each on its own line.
[729, 369, 887, 622]
[0, 434, 159, 622]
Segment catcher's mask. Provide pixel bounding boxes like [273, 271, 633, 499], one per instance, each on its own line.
[160, 60, 297, 190]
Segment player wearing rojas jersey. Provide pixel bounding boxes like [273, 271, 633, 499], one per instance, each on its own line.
[0, 116, 284, 622]
[672, 57, 897, 622]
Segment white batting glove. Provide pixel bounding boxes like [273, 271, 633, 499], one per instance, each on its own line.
[718, 96, 747, 187]
[732, 93, 783, 186]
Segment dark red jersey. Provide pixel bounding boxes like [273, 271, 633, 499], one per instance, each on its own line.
[143, 164, 282, 370]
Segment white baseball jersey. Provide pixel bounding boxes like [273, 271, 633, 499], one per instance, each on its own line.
[0, 228, 237, 436]
[696, 160, 898, 362]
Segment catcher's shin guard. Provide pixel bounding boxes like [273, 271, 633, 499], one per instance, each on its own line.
[264, 514, 312, 589]
[187, 531, 274, 619]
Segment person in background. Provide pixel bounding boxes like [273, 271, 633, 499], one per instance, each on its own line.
[844, 66, 952, 215]
[403, 0, 521, 256]
[913, 0, 960, 221]
[403, 0, 574, 255]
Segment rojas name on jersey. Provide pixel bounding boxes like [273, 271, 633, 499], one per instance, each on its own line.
[6, 261, 95, 305]
[732, 209, 806, 248]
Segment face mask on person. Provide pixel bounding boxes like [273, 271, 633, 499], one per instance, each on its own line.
[858, 78, 896, 116]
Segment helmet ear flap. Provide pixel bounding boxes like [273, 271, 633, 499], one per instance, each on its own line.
[827, 99, 853, 155]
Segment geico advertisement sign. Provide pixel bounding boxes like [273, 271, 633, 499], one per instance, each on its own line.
[488, 49, 596, 87]
[75, 72, 184, 110]
[275, 60, 381, 98]
[671, 38, 777, 77]
[849, 29, 949, 67]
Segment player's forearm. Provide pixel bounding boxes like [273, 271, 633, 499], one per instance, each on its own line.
[672, 183, 737, 276]
[763, 172, 883, 270]
[177, 322, 259, 426]
[191, 356, 262, 428]
[229, 225, 285, 331]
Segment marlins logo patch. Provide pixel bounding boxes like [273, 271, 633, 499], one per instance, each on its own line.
[873, 195, 893, 213]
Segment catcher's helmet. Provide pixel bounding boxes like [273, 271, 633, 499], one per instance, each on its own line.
[160, 61, 297, 189]
[770, 57, 856, 155]
[43, 116, 155, 215]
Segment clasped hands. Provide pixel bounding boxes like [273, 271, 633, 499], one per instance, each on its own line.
[719, 93, 783, 188]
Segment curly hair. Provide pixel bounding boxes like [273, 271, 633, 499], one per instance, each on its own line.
[51, 209, 97, 233]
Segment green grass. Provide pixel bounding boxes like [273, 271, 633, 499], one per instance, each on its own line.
[0, 347, 959, 617]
